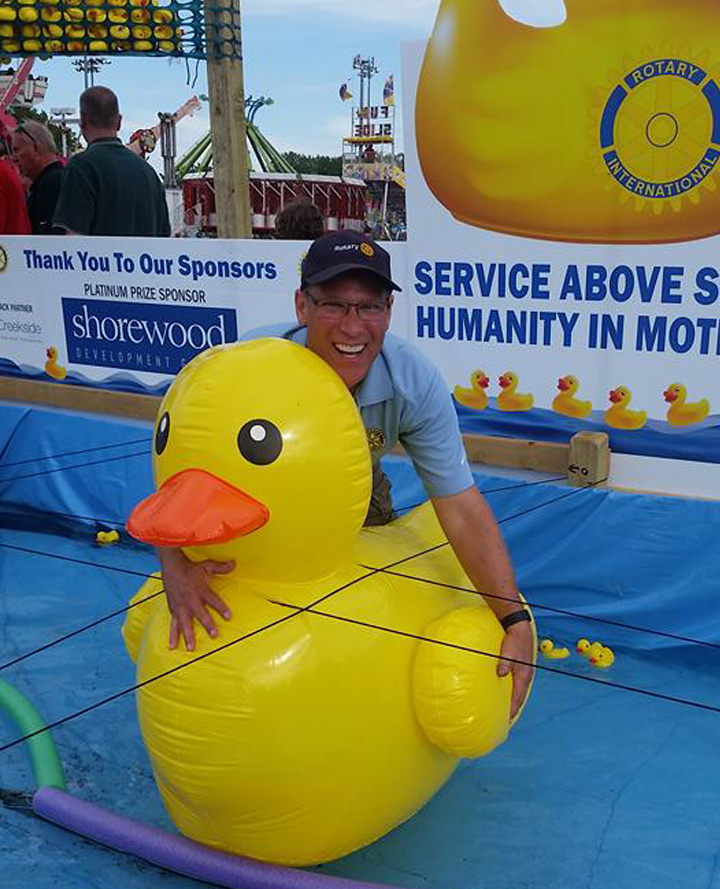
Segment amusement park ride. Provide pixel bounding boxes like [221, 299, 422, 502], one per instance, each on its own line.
[0, 44, 404, 239]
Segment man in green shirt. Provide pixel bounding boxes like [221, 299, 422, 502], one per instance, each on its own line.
[54, 86, 170, 237]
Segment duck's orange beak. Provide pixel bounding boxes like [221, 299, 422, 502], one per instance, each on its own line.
[663, 388, 677, 403]
[127, 469, 269, 547]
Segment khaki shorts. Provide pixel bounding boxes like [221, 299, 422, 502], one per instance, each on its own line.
[364, 461, 395, 527]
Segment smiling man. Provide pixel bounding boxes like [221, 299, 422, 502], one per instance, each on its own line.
[158, 230, 534, 718]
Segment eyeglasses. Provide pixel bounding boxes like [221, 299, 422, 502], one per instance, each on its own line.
[307, 294, 390, 321]
[14, 125, 37, 149]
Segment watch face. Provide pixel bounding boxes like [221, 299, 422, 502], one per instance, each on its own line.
[0, 246, 7, 274]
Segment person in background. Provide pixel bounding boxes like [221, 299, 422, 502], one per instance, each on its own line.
[274, 197, 325, 240]
[53, 86, 170, 237]
[11, 121, 65, 235]
[0, 134, 31, 234]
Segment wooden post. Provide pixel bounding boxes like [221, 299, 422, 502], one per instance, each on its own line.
[204, 0, 253, 238]
[567, 432, 611, 488]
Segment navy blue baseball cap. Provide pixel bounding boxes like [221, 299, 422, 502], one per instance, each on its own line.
[300, 231, 402, 292]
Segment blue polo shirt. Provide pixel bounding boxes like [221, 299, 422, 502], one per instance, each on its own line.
[243, 324, 474, 499]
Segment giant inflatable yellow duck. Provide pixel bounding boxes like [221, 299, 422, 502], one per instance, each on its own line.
[605, 386, 647, 430]
[663, 383, 710, 426]
[417, 0, 720, 243]
[552, 375, 592, 419]
[498, 371, 534, 411]
[123, 340, 535, 866]
[454, 369, 490, 409]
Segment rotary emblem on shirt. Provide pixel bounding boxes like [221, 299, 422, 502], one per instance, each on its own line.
[366, 428, 385, 452]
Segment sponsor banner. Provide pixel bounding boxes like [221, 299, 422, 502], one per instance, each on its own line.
[402, 25, 720, 467]
[0, 236, 408, 397]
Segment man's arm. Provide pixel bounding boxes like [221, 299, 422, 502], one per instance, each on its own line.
[431, 485, 534, 719]
[157, 547, 234, 651]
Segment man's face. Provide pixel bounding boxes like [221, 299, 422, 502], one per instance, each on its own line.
[295, 273, 393, 390]
[11, 132, 40, 180]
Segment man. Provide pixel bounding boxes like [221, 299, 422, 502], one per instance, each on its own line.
[0, 142, 30, 234]
[11, 121, 65, 235]
[53, 86, 170, 237]
[159, 231, 535, 718]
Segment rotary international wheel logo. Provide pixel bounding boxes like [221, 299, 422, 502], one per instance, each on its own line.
[600, 58, 720, 205]
[0, 245, 7, 273]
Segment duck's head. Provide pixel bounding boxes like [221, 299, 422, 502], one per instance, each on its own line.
[127, 339, 371, 582]
[608, 386, 630, 406]
[576, 638, 590, 654]
[558, 375, 578, 394]
[590, 647, 614, 668]
[498, 371, 517, 390]
[471, 370, 489, 390]
[663, 382, 685, 404]
[46, 346, 57, 361]
[539, 638, 554, 655]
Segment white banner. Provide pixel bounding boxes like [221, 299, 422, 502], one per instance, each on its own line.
[402, 38, 720, 470]
[0, 236, 408, 396]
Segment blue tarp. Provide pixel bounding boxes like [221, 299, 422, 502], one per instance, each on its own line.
[0, 403, 719, 889]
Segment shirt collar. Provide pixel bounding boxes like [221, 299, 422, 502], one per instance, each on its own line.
[286, 324, 393, 407]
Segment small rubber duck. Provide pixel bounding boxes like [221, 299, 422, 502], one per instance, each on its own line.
[454, 370, 490, 410]
[576, 638, 591, 655]
[44, 346, 66, 381]
[96, 530, 120, 546]
[604, 387, 646, 430]
[663, 383, 710, 427]
[552, 375, 592, 419]
[589, 647, 615, 669]
[539, 639, 570, 659]
[498, 371, 534, 412]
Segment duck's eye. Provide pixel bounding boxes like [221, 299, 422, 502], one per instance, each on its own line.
[155, 412, 170, 455]
[237, 419, 283, 466]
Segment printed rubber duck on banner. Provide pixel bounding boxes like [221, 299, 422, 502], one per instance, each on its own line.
[663, 383, 710, 426]
[416, 0, 720, 243]
[454, 370, 490, 409]
[498, 371, 534, 411]
[44, 346, 66, 381]
[605, 386, 647, 430]
[552, 375, 593, 418]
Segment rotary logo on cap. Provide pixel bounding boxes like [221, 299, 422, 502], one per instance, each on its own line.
[360, 243, 374, 257]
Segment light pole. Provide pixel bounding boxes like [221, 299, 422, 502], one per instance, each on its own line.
[71, 57, 111, 91]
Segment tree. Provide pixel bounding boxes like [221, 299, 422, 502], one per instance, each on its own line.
[282, 152, 342, 176]
[13, 106, 83, 155]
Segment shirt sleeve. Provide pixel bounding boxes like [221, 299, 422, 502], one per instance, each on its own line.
[399, 364, 475, 499]
[53, 159, 94, 234]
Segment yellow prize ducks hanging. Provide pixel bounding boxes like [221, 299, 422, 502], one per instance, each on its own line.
[416, 0, 720, 243]
[123, 339, 535, 866]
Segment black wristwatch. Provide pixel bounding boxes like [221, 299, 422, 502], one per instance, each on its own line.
[500, 609, 531, 631]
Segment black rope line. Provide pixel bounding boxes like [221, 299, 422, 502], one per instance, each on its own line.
[1, 506, 128, 529]
[0, 589, 166, 673]
[0, 542, 156, 579]
[0, 537, 471, 754]
[381, 473, 570, 523]
[367, 568, 720, 653]
[0, 450, 151, 485]
[0, 438, 152, 470]
[268, 601, 720, 715]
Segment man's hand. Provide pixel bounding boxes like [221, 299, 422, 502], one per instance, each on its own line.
[497, 620, 535, 719]
[159, 548, 235, 651]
